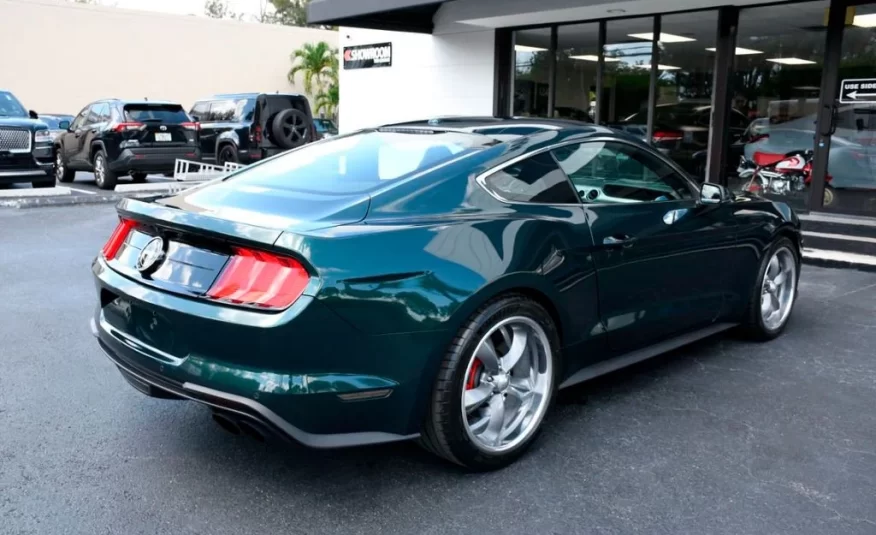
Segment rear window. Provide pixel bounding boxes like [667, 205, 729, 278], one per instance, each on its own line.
[223, 130, 495, 194]
[124, 104, 189, 123]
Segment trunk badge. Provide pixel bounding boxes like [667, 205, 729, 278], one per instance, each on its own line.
[137, 237, 166, 274]
[159, 125, 167, 131]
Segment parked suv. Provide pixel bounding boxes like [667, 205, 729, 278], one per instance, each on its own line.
[190, 93, 315, 166]
[0, 89, 55, 188]
[54, 99, 200, 189]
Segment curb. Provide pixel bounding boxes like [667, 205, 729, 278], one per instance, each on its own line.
[0, 191, 161, 209]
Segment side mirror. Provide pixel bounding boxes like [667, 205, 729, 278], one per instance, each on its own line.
[29, 110, 39, 119]
[59, 120, 71, 130]
[700, 183, 727, 205]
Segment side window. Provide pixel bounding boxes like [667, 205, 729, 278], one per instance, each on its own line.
[552, 141, 693, 204]
[70, 106, 89, 130]
[96, 103, 111, 123]
[482, 152, 579, 204]
[190, 102, 210, 121]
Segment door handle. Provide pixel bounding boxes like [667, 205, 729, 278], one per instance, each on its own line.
[603, 234, 636, 248]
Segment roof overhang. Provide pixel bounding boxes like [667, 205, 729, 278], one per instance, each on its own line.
[308, 0, 444, 33]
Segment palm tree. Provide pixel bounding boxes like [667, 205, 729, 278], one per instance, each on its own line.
[314, 54, 339, 118]
[288, 41, 335, 96]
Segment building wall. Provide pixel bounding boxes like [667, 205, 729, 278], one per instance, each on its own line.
[0, 0, 337, 114]
[338, 25, 495, 132]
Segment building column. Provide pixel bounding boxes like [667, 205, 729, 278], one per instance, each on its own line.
[706, 6, 739, 186]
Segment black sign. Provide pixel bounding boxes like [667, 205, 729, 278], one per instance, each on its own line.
[840, 78, 876, 103]
[343, 43, 392, 70]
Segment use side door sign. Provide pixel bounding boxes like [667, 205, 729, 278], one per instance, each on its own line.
[343, 43, 392, 70]
[840, 79, 876, 103]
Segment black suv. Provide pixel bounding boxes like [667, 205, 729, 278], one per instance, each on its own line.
[54, 99, 200, 189]
[0, 89, 55, 188]
[190, 93, 315, 166]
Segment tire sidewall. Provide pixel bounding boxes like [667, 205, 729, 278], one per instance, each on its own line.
[440, 297, 560, 469]
[751, 237, 799, 338]
[218, 144, 237, 165]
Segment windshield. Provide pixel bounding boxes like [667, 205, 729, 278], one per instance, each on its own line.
[40, 116, 71, 129]
[0, 91, 28, 118]
[223, 130, 495, 194]
[124, 104, 190, 123]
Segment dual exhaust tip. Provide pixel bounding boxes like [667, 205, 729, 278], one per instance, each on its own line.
[211, 411, 266, 442]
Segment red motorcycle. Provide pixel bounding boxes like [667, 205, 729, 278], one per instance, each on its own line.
[738, 149, 835, 206]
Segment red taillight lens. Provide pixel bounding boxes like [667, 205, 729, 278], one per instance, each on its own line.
[101, 219, 135, 260]
[652, 130, 683, 142]
[206, 247, 309, 310]
[250, 125, 263, 144]
[181, 122, 200, 131]
[112, 122, 145, 133]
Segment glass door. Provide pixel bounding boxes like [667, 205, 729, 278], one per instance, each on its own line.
[822, 2, 876, 214]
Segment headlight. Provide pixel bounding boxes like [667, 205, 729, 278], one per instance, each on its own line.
[34, 130, 52, 143]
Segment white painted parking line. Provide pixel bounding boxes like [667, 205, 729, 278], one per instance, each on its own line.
[114, 181, 206, 193]
[0, 187, 71, 198]
[67, 187, 96, 195]
[803, 248, 876, 267]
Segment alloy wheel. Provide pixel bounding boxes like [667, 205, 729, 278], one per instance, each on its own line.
[95, 156, 105, 187]
[55, 152, 64, 181]
[461, 316, 552, 453]
[760, 247, 797, 331]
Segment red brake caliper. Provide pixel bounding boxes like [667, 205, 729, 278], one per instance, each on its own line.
[466, 359, 483, 390]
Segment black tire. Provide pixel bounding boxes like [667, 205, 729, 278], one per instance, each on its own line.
[131, 172, 148, 183]
[741, 237, 800, 341]
[54, 149, 75, 183]
[270, 108, 312, 150]
[419, 294, 560, 471]
[217, 144, 239, 166]
[93, 150, 117, 190]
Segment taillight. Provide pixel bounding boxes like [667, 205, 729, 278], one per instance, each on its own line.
[101, 219, 135, 260]
[181, 122, 199, 131]
[652, 130, 683, 143]
[206, 247, 309, 310]
[250, 125, 263, 144]
[112, 122, 145, 133]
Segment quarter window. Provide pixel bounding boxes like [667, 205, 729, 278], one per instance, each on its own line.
[552, 141, 693, 204]
[482, 152, 579, 204]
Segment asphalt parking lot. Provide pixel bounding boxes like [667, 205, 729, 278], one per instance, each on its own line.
[2, 205, 875, 535]
[1, 171, 174, 195]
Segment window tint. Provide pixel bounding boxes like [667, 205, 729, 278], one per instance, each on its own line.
[71, 107, 89, 130]
[221, 131, 493, 194]
[552, 141, 692, 203]
[84, 104, 108, 125]
[190, 101, 210, 119]
[124, 104, 189, 123]
[202, 99, 254, 122]
[482, 152, 579, 204]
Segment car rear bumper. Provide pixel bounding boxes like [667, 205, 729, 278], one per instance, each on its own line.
[90, 257, 443, 448]
[110, 147, 200, 173]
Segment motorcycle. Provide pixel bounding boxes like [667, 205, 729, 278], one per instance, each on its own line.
[737, 149, 835, 206]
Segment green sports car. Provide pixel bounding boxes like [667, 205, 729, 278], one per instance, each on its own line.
[91, 118, 801, 470]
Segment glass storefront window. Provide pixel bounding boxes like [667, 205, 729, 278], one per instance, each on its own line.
[555, 23, 599, 122]
[827, 2, 876, 214]
[656, 11, 719, 179]
[732, 1, 829, 210]
[513, 28, 552, 117]
[602, 17, 655, 131]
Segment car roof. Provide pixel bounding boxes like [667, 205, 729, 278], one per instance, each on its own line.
[196, 92, 307, 101]
[92, 99, 182, 106]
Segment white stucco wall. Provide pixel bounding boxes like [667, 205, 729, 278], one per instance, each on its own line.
[0, 0, 337, 114]
[338, 26, 496, 133]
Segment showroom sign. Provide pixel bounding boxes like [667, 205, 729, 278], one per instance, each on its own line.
[343, 43, 392, 70]
[840, 78, 876, 103]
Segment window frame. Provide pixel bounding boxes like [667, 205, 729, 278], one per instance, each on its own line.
[476, 136, 699, 207]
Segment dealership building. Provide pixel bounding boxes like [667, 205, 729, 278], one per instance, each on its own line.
[312, 0, 876, 255]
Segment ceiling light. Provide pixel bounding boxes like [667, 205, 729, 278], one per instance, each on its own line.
[705, 47, 762, 55]
[629, 32, 695, 43]
[853, 13, 876, 27]
[515, 45, 546, 52]
[634, 64, 681, 70]
[570, 55, 621, 62]
[767, 57, 816, 65]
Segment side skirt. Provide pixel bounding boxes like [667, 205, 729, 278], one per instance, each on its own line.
[558, 322, 738, 390]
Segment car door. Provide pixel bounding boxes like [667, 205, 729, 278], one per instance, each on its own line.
[63, 106, 90, 168]
[551, 139, 738, 353]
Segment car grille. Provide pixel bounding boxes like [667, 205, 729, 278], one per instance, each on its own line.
[0, 128, 32, 153]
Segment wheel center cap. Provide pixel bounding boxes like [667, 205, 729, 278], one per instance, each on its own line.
[492, 373, 510, 392]
[767, 280, 778, 293]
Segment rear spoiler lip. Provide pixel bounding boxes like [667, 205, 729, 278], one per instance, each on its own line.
[116, 198, 283, 250]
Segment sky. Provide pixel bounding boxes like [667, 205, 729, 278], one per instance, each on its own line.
[106, 0, 268, 18]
